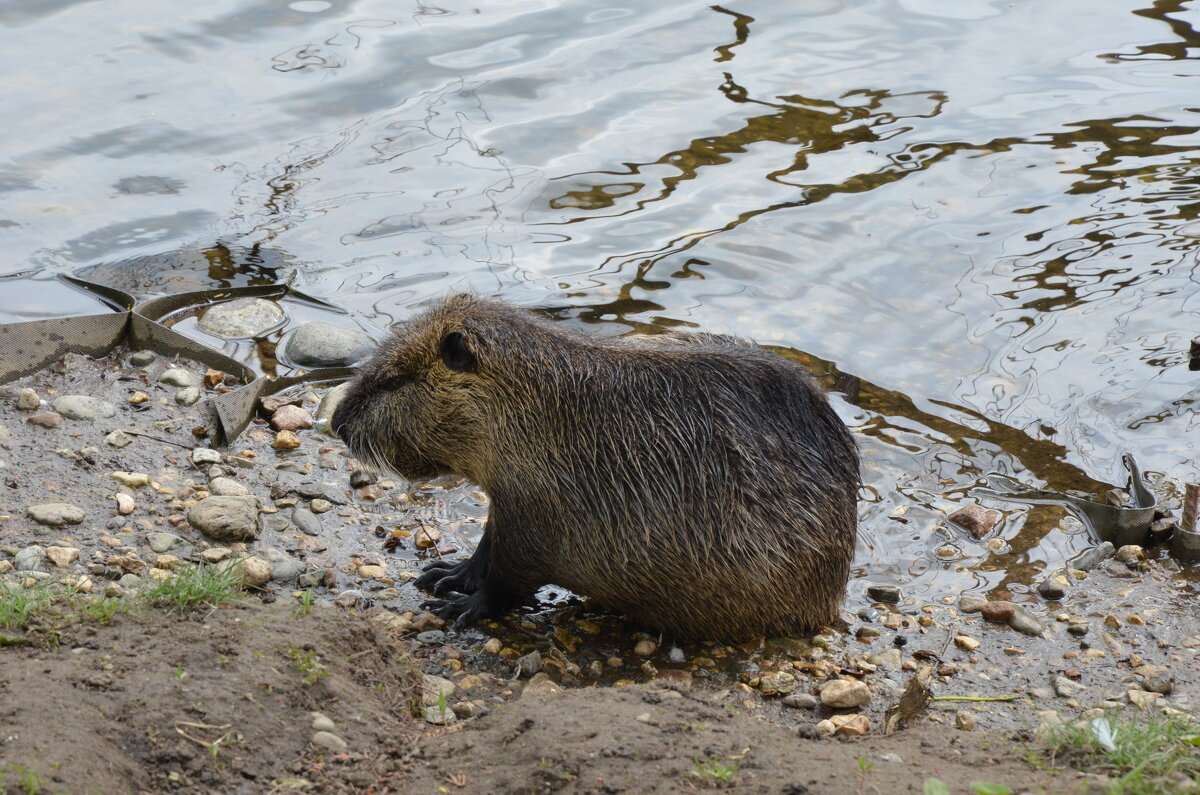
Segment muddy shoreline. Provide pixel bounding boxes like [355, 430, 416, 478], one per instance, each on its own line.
[0, 349, 1197, 793]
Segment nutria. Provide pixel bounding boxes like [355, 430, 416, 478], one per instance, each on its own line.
[332, 294, 859, 640]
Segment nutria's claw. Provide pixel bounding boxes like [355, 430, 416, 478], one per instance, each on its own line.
[415, 557, 483, 596]
[421, 592, 488, 628]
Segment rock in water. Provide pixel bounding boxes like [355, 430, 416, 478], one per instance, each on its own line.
[197, 298, 285, 339]
[52, 396, 116, 420]
[284, 321, 374, 367]
[187, 496, 260, 541]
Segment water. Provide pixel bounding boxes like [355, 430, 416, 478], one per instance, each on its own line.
[3, 0, 1200, 604]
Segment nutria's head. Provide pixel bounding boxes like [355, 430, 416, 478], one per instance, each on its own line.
[332, 293, 507, 482]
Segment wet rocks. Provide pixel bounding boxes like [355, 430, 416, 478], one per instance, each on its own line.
[1009, 606, 1044, 636]
[27, 411, 61, 428]
[111, 471, 151, 488]
[46, 546, 80, 568]
[27, 502, 85, 526]
[208, 476, 251, 497]
[759, 671, 798, 695]
[284, 321, 374, 367]
[262, 549, 305, 582]
[291, 506, 322, 536]
[157, 368, 200, 388]
[1114, 544, 1144, 565]
[633, 639, 657, 657]
[819, 714, 869, 737]
[146, 532, 182, 553]
[958, 594, 987, 613]
[129, 350, 157, 367]
[314, 382, 350, 437]
[782, 693, 819, 710]
[271, 405, 314, 432]
[272, 430, 301, 450]
[197, 298, 285, 339]
[104, 430, 133, 448]
[1037, 577, 1066, 600]
[866, 584, 901, 604]
[15, 388, 40, 411]
[220, 555, 273, 588]
[819, 678, 871, 708]
[52, 395, 116, 420]
[114, 493, 136, 515]
[1052, 676, 1082, 698]
[14, 545, 45, 572]
[954, 635, 981, 651]
[979, 601, 1015, 622]
[947, 505, 1000, 539]
[955, 711, 975, 731]
[1072, 542, 1115, 572]
[190, 448, 223, 466]
[187, 496, 260, 542]
[175, 387, 201, 406]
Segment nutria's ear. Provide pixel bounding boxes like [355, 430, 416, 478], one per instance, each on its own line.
[439, 330, 477, 372]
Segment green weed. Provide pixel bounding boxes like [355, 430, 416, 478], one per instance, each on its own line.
[284, 646, 330, 685]
[144, 563, 241, 613]
[691, 755, 740, 781]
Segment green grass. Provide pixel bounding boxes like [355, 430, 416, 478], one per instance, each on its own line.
[144, 563, 241, 614]
[691, 755, 740, 782]
[65, 594, 131, 626]
[0, 763, 59, 794]
[0, 582, 62, 631]
[293, 588, 315, 618]
[283, 645, 330, 685]
[1034, 712, 1200, 794]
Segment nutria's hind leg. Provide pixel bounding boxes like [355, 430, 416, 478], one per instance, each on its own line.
[415, 532, 491, 596]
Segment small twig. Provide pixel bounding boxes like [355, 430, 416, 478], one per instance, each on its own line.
[116, 428, 193, 449]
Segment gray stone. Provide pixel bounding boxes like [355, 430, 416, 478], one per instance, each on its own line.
[15, 388, 39, 411]
[198, 298, 285, 339]
[158, 368, 200, 388]
[310, 714, 336, 733]
[296, 481, 347, 505]
[416, 630, 446, 645]
[1037, 578, 1065, 600]
[421, 706, 457, 725]
[175, 387, 202, 407]
[129, 350, 157, 367]
[1072, 542, 1115, 572]
[310, 731, 348, 752]
[292, 506, 322, 536]
[866, 584, 901, 604]
[0, 425, 10, 444]
[52, 396, 116, 421]
[1052, 676, 1082, 698]
[14, 545, 45, 572]
[27, 502, 85, 526]
[285, 321, 374, 368]
[187, 496, 260, 542]
[782, 692, 820, 709]
[190, 448, 223, 466]
[958, 595, 987, 613]
[146, 532, 182, 553]
[262, 548, 305, 582]
[208, 477, 251, 497]
[820, 678, 871, 708]
[118, 573, 142, 589]
[104, 430, 133, 448]
[1008, 606, 1045, 636]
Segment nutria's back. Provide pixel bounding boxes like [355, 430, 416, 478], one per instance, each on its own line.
[333, 294, 859, 640]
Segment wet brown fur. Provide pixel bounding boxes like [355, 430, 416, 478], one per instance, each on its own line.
[333, 294, 859, 641]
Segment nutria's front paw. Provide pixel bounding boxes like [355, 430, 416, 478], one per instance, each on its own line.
[421, 591, 492, 628]
[415, 558, 483, 596]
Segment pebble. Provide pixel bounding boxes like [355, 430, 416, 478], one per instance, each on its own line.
[310, 713, 336, 733]
[273, 430, 302, 450]
[27, 411, 62, 428]
[357, 564, 387, 579]
[191, 448, 223, 466]
[104, 430, 133, 448]
[415, 527, 440, 549]
[955, 635, 981, 651]
[155, 554, 181, 570]
[759, 671, 797, 695]
[175, 387, 202, 407]
[955, 711, 975, 731]
[262, 548, 305, 582]
[309, 499, 332, 514]
[146, 532, 182, 553]
[291, 506, 322, 536]
[865, 649, 901, 667]
[633, 639, 657, 656]
[200, 547, 232, 563]
[158, 368, 200, 388]
[1072, 542, 1115, 572]
[958, 595, 986, 613]
[111, 471, 151, 488]
[27, 502, 86, 526]
[820, 678, 871, 708]
[285, 321, 375, 367]
[198, 297, 285, 339]
[782, 693, 819, 709]
[271, 405, 314, 432]
[129, 350, 156, 367]
[1036, 578, 1066, 600]
[45, 546, 80, 568]
[1115, 544, 1144, 565]
[422, 674, 457, 706]
[113, 493, 136, 515]
[483, 638, 503, 655]
[52, 396, 116, 420]
[522, 672, 564, 698]
[14, 546, 45, 571]
[866, 584, 901, 604]
[187, 495, 260, 542]
[947, 505, 1000, 539]
[310, 731, 348, 752]
[220, 555, 273, 588]
[422, 706, 457, 725]
[0, 425, 10, 444]
[1127, 690, 1161, 711]
[828, 713, 870, 736]
[416, 630, 446, 645]
[16, 388, 40, 410]
[1052, 676, 1082, 698]
[334, 591, 361, 608]
[980, 601, 1015, 622]
[208, 477, 251, 497]
[117, 573, 142, 589]
[1008, 606, 1045, 636]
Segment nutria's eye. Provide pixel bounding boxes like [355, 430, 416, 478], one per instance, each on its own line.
[439, 330, 477, 372]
